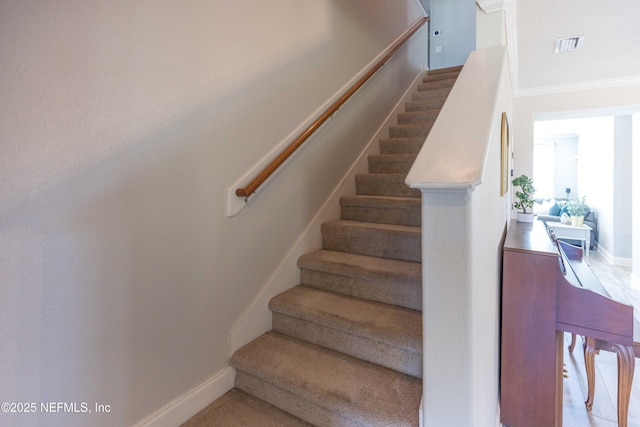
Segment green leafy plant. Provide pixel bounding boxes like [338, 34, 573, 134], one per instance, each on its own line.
[512, 175, 535, 214]
[566, 196, 587, 217]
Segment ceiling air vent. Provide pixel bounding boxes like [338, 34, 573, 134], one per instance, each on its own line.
[555, 35, 584, 53]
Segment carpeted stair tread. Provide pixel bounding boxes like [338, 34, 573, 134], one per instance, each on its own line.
[321, 220, 421, 262]
[418, 73, 458, 85]
[270, 286, 422, 377]
[270, 285, 421, 352]
[397, 110, 440, 124]
[298, 249, 421, 284]
[181, 389, 313, 427]
[298, 249, 421, 310]
[367, 153, 417, 173]
[411, 87, 451, 100]
[404, 98, 447, 112]
[421, 66, 462, 83]
[389, 123, 434, 138]
[379, 137, 425, 154]
[416, 78, 457, 90]
[340, 194, 420, 226]
[355, 173, 421, 198]
[230, 332, 422, 427]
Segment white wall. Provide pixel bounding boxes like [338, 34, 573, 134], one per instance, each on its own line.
[519, 106, 639, 259]
[613, 116, 633, 259]
[512, 87, 640, 183]
[553, 137, 578, 199]
[409, 45, 511, 427]
[476, 5, 506, 49]
[532, 115, 637, 261]
[513, 89, 640, 260]
[0, 1, 426, 425]
[633, 113, 640, 283]
[533, 134, 578, 200]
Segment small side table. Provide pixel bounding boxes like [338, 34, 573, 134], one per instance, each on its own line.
[546, 221, 592, 256]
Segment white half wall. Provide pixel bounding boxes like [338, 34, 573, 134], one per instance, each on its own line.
[408, 46, 511, 426]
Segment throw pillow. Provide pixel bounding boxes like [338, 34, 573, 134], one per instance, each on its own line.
[559, 204, 569, 217]
[548, 202, 561, 216]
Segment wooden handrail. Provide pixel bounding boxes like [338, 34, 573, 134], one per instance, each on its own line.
[236, 16, 429, 198]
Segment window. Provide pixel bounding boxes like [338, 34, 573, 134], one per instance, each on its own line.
[533, 142, 554, 199]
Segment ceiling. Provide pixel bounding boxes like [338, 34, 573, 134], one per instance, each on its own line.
[510, 0, 640, 95]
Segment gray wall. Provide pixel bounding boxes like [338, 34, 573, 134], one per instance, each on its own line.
[428, 0, 476, 69]
[613, 116, 633, 258]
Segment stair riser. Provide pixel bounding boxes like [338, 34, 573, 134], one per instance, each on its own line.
[417, 79, 456, 90]
[341, 204, 420, 226]
[235, 371, 350, 427]
[411, 89, 450, 101]
[297, 250, 423, 309]
[427, 65, 463, 75]
[368, 159, 414, 174]
[397, 111, 439, 124]
[355, 178, 421, 198]
[299, 268, 421, 310]
[379, 138, 424, 154]
[405, 99, 446, 112]
[273, 314, 422, 378]
[422, 72, 459, 83]
[389, 124, 433, 138]
[321, 223, 421, 262]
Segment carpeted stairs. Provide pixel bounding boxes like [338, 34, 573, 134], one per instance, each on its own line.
[183, 66, 461, 427]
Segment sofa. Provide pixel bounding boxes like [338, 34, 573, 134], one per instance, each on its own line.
[533, 198, 598, 250]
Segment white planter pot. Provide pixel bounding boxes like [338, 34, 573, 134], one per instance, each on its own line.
[516, 213, 534, 223]
[571, 215, 584, 227]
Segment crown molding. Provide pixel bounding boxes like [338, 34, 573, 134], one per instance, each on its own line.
[514, 75, 640, 98]
[503, 0, 519, 97]
[476, 0, 510, 13]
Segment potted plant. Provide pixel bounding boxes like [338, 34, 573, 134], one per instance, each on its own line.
[566, 196, 587, 226]
[512, 175, 535, 222]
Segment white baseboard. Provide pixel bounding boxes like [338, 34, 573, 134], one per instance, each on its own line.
[614, 257, 633, 267]
[133, 367, 234, 427]
[597, 246, 632, 267]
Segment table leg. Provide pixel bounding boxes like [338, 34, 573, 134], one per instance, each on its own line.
[585, 235, 590, 256]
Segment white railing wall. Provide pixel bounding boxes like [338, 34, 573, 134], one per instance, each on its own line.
[406, 46, 512, 427]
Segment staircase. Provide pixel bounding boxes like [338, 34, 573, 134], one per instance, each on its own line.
[183, 66, 462, 427]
